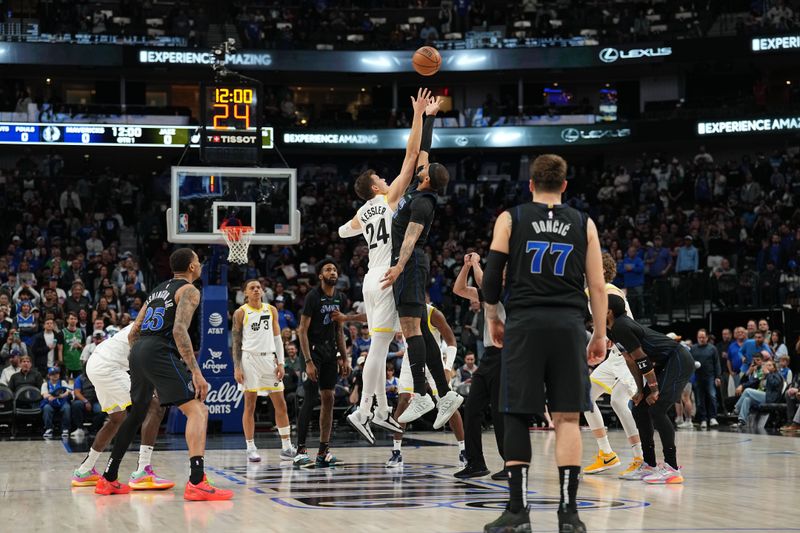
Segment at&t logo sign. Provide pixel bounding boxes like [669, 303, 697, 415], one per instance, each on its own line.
[599, 46, 672, 63]
[207, 312, 224, 335]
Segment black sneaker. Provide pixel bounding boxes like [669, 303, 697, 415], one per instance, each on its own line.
[454, 463, 490, 479]
[483, 507, 531, 533]
[558, 510, 586, 533]
[491, 468, 509, 480]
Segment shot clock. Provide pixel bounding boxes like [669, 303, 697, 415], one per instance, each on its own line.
[200, 81, 263, 164]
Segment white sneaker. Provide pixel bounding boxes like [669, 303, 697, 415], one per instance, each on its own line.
[371, 407, 403, 434]
[397, 393, 435, 424]
[700, 420, 708, 430]
[61, 429, 70, 439]
[346, 410, 375, 445]
[619, 462, 656, 481]
[433, 391, 464, 429]
[677, 421, 694, 430]
[709, 418, 719, 427]
[42, 429, 53, 439]
[279, 445, 298, 461]
[247, 449, 262, 462]
[642, 463, 684, 484]
[70, 428, 85, 438]
[386, 450, 403, 468]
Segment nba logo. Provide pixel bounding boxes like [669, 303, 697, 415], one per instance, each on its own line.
[179, 213, 189, 233]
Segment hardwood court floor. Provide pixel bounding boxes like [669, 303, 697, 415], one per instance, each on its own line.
[0, 428, 797, 533]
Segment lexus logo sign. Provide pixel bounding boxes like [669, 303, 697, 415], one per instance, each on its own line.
[454, 136, 469, 147]
[561, 128, 580, 143]
[599, 46, 672, 63]
[560, 128, 632, 143]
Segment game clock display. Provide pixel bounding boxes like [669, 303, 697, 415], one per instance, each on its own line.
[201, 82, 262, 164]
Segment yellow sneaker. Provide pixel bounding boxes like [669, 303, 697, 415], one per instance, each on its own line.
[585, 451, 619, 474]
[619, 457, 644, 479]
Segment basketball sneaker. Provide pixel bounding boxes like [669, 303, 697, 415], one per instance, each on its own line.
[247, 449, 262, 462]
[279, 445, 298, 461]
[314, 451, 341, 469]
[584, 450, 619, 474]
[71, 468, 101, 487]
[483, 506, 531, 533]
[619, 461, 655, 481]
[642, 463, 683, 484]
[371, 407, 403, 434]
[433, 391, 464, 429]
[293, 452, 313, 468]
[129, 465, 175, 490]
[184, 476, 234, 501]
[618, 457, 644, 479]
[454, 463, 490, 479]
[346, 410, 375, 445]
[558, 510, 586, 533]
[458, 451, 468, 469]
[42, 429, 53, 439]
[709, 418, 719, 427]
[95, 477, 131, 495]
[397, 393, 435, 424]
[61, 429, 70, 439]
[491, 468, 509, 481]
[386, 450, 403, 468]
[700, 420, 708, 430]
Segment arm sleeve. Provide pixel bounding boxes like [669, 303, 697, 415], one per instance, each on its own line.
[338, 221, 362, 238]
[420, 115, 435, 153]
[409, 196, 435, 226]
[482, 250, 508, 305]
[274, 336, 285, 365]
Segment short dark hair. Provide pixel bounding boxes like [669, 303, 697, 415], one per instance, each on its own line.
[428, 163, 450, 194]
[530, 154, 567, 193]
[170, 248, 195, 273]
[608, 294, 627, 318]
[242, 279, 260, 292]
[67, 311, 78, 319]
[354, 169, 377, 200]
[317, 258, 339, 274]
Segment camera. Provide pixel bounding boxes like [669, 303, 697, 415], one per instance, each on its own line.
[211, 38, 238, 78]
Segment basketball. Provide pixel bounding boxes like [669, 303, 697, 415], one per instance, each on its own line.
[412, 46, 441, 76]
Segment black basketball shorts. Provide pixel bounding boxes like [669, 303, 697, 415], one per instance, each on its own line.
[393, 249, 429, 317]
[310, 343, 340, 391]
[129, 337, 196, 408]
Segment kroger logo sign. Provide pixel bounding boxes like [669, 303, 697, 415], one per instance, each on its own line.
[202, 348, 228, 375]
[599, 47, 672, 63]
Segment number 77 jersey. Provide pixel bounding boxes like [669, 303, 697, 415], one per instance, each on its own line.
[505, 202, 589, 313]
[357, 195, 394, 269]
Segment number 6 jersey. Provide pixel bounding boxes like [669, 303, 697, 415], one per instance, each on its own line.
[357, 194, 394, 269]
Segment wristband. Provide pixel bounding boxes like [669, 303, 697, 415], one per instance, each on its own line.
[635, 356, 654, 375]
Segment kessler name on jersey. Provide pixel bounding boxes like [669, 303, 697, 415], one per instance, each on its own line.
[360, 204, 387, 224]
[531, 219, 571, 237]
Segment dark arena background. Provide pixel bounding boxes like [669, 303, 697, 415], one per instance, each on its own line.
[0, 1, 799, 532]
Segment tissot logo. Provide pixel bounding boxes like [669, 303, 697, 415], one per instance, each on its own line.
[599, 47, 672, 63]
[560, 128, 632, 143]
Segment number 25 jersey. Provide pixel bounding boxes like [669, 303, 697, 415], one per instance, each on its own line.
[506, 202, 588, 313]
[139, 278, 191, 341]
[357, 195, 394, 269]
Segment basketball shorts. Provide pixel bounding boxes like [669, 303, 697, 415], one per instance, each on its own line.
[399, 352, 438, 395]
[239, 351, 284, 394]
[363, 268, 400, 334]
[392, 249, 429, 316]
[129, 337, 195, 407]
[589, 347, 639, 398]
[86, 352, 131, 414]
[500, 307, 591, 414]
[309, 343, 339, 391]
[653, 345, 694, 406]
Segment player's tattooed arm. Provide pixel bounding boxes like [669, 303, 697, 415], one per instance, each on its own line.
[173, 285, 201, 373]
[396, 222, 424, 270]
[231, 308, 244, 370]
[128, 304, 146, 346]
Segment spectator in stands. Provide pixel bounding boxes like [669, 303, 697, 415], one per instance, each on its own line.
[31, 318, 59, 377]
[0, 307, 12, 344]
[777, 354, 793, 383]
[70, 367, 103, 437]
[354, 324, 371, 361]
[41, 366, 72, 439]
[64, 281, 91, 318]
[274, 296, 297, 331]
[14, 302, 37, 346]
[385, 364, 399, 404]
[0, 349, 21, 386]
[645, 235, 672, 282]
[780, 372, 800, 433]
[93, 297, 117, 327]
[39, 287, 64, 327]
[711, 258, 738, 308]
[621, 246, 645, 319]
[85, 230, 104, 256]
[691, 329, 721, 429]
[739, 331, 773, 371]
[62, 258, 86, 289]
[461, 299, 482, 358]
[676, 235, 699, 274]
[1, 328, 27, 362]
[387, 332, 406, 374]
[454, 351, 478, 394]
[79, 330, 106, 365]
[733, 359, 783, 427]
[769, 330, 788, 359]
[9, 354, 42, 392]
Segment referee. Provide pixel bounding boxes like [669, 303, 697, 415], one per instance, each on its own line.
[481, 154, 607, 533]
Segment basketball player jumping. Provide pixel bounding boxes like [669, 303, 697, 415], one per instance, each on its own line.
[481, 155, 607, 533]
[97, 248, 233, 500]
[380, 103, 459, 429]
[582, 253, 643, 478]
[339, 87, 432, 443]
[232, 279, 297, 463]
[71, 323, 173, 491]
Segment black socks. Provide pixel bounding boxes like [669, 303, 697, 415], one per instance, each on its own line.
[507, 464, 529, 513]
[189, 456, 204, 485]
[558, 465, 580, 514]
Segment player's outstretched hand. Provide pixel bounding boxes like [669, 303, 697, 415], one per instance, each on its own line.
[411, 87, 431, 115]
[192, 370, 209, 402]
[425, 96, 443, 116]
[488, 318, 505, 348]
[380, 266, 401, 289]
[587, 333, 606, 366]
[306, 361, 318, 382]
[234, 367, 244, 385]
[331, 310, 347, 324]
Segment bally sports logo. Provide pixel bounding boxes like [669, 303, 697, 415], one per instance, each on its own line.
[205, 380, 243, 415]
[202, 348, 229, 374]
[207, 312, 224, 335]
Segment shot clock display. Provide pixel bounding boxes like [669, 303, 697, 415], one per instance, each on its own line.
[200, 82, 263, 164]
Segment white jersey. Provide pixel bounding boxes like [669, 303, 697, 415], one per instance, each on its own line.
[91, 324, 133, 370]
[586, 283, 633, 319]
[357, 195, 394, 269]
[240, 303, 277, 354]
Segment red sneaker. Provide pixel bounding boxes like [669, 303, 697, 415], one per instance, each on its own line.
[184, 477, 233, 501]
[95, 477, 131, 495]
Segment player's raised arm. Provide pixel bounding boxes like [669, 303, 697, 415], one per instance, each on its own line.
[386, 88, 430, 208]
[416, 95, 442, 171]
[338, 215, 363, 239]
[585, 218, 607, 365]
[453, 254, 480, 303]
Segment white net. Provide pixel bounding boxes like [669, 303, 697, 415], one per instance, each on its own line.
[222, 227, 254, 264]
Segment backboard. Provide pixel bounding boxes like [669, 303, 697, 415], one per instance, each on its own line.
[166, 166, 301, 245]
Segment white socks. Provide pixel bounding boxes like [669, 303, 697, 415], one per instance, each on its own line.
[278, 426, 292, 450]
[137, 445, 154, 472]
[246, 439, 257, 451]
[458, 440, 465, 452]
[77, 447, 102, 474]
[632, 442, 643, 458]
[597, 436, 613, 454]
[360, 331, 395, 415]
[393, 439, 402, 452]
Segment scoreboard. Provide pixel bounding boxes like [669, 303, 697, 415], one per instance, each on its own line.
[0, 123, 273, 148]
[200, 81, 263, 164]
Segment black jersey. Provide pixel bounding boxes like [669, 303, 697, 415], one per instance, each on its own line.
[505, 202, 588, 312]
[609, 315, 680, 367]
[139, 278, 190, 341]
[302, 286, 345, 348]
[391, 187, 437, 261]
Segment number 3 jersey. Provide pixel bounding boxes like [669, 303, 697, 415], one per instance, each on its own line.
[239, 303, 277, 354]
[357, 194, 393, 269]
[139, 278, 191, 341]
[506, 202, 588, 313]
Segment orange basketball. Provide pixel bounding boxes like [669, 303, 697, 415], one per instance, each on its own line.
[413, 46, 441, 76]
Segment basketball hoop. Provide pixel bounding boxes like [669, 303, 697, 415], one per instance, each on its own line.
[221, 225, 254, 264]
